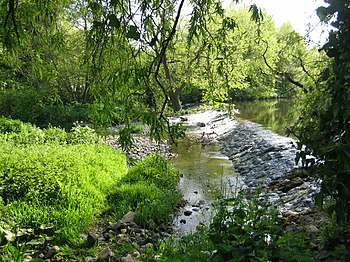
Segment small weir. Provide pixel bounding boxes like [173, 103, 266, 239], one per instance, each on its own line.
[170, 101, 319, 235]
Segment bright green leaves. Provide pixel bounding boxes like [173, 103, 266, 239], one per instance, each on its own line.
[126, 25, 140, 40]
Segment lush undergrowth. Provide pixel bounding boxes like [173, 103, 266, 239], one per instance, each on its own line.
[109, 154, 182, 227]
[0, 117, 182, 260]
[153, 190, 313, 262]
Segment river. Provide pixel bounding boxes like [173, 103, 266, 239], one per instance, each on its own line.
[170, 99, 319, 235]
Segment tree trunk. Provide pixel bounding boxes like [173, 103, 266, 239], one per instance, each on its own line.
[162, 52, 183, 112]
[170, 85, 184, 111]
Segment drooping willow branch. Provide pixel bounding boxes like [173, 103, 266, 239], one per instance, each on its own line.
[262, 39, 304, 89]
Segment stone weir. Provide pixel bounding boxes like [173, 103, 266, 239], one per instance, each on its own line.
[174, 110, 320, 215]
[218, 119, 320, 214]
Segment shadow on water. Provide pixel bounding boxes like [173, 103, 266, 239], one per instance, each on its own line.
[234, 99, 299, 137]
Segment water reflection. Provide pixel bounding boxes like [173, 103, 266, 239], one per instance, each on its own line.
[234, 99, 299, 137]
[171, 137, 237, 202]
[170, 137, 239, 235]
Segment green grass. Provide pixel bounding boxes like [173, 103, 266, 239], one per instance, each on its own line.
[0, 117, 183, 260]
[0, 143, 127, 244]
[109, 154, 182, 226]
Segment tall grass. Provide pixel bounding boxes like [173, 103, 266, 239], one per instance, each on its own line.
[0, 143, 127, 243]
[0, 117, 183, 260]
[0, 118, 127, 244]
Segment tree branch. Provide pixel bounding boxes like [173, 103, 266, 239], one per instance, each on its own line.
[154, 0, 186, 119]
[262, 39, 304, 88]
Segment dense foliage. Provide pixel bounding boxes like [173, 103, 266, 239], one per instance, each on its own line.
[157, 191, 312, 261]
[290, 0, 350, 257]
[0, 0, 326, 148]
[2, 0, 350, 260]
[109, 154, 182, 226]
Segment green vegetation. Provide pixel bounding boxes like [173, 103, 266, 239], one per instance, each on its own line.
[0, 0, 350, 260]
[0, 118, 182, 260]
[289, 0, 350, 258]
[109, 154, 182, 226]
[0, 0, 326, 148]
[156, 191, 312, 262]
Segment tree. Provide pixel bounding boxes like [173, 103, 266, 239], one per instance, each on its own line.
[291, 0, 350, 254]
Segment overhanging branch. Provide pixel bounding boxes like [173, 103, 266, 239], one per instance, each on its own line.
[262, 39, 304, 89]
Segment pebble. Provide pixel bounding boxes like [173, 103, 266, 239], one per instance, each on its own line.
[184, 210, 193, 216]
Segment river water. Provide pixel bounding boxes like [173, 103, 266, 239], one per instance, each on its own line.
[234, 99, 299, 136]
[170, 99, 302, 235]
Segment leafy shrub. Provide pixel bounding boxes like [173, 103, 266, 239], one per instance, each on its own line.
[0, 117, 25, 133]
[209, 191, 312, 261]
[0, 87, 47, 124]
[37, 104, 90, 130]
[157, 190, 312, 262]
[0, 87, 90, 130]
[0, 117, 99, 145]
[109, 182, 182, 226]
[66, 122, 99, 144]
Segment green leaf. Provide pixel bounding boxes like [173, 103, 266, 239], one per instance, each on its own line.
[108, 14, 120, 29]
[126, 26, 140, 40]
[249, 4, 263, 22]
[111, 0, 118, 7]
[93, 21, 104, 29]
[316, 6, 331, 22]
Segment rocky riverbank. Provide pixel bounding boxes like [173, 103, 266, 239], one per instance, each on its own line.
[171, 109, 331, 259]
[107, 135, 176, 161]
[100, 109, 325, 260]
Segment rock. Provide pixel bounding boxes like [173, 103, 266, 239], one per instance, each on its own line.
[144, 242, 154, 249]
[23, 256, 32, 262]
[121, 254, 137, 262]
[192, 199, 206, 207]
[180, 117, 188, 122]
[121, 211, 136, 223]
[87, 232, 98, 247]
[45, 246, 59, 259]
[98, 247, 114, 261]
[184, 210, 193, 216]
[109, 221, 123, 231]
[85, 256, 94, 262]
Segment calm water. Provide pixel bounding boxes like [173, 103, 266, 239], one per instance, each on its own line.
[234, 99, 299, 137]
[171, 137, 239, 235]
